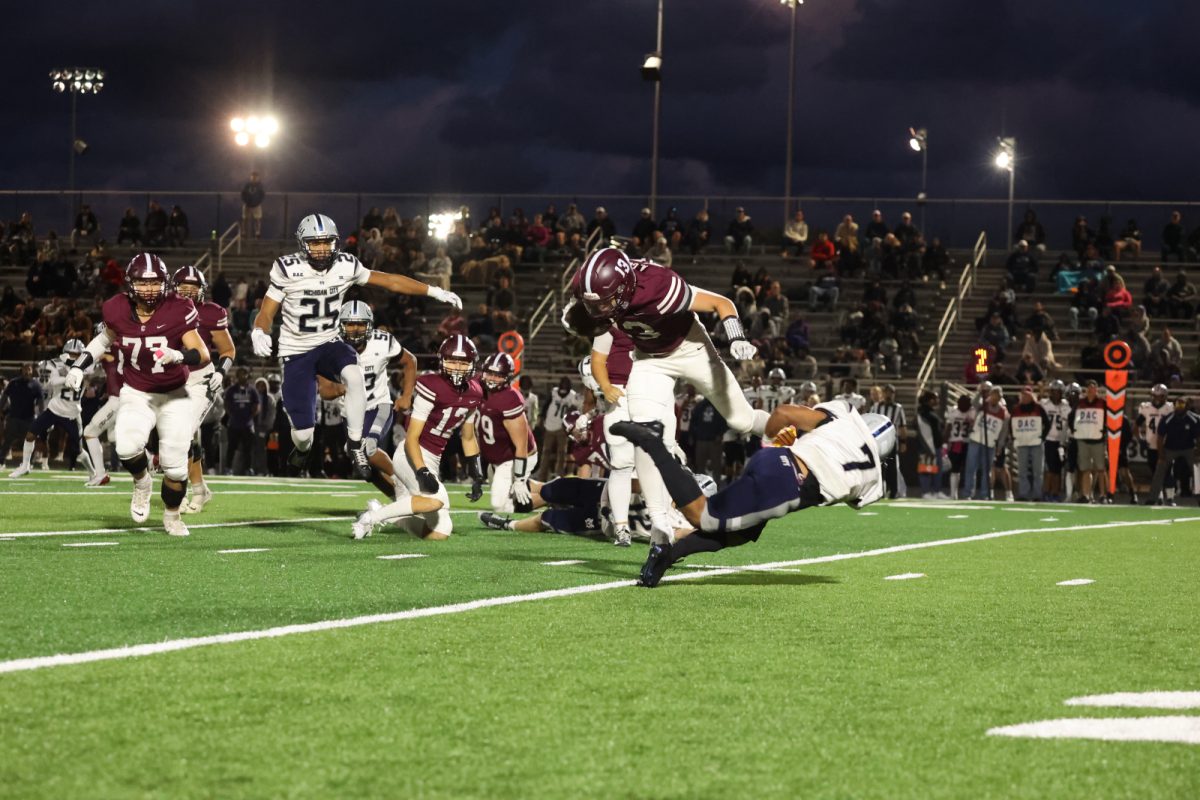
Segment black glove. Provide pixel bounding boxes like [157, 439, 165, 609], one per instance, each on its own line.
[416, 467, 440, 494]
[466, 454, 485, 502]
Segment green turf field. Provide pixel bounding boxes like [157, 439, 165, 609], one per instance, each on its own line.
[1, 471, 1198, 799]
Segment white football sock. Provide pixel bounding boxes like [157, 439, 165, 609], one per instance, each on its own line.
[369, 495, 414, 523]
[340, 364, 367, 441]
[20, 440, 34, 468]
[607, 466, 633, 529]
[85, 438, 106, 478]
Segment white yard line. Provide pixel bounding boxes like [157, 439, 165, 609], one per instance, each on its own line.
[884, 572, 925, 580]
[61, 542, 119, 548]
[0, 490, 376, 497]
[218, 548, 270, 554]
[0, 516, 354, 539]
[1057, 578, 1095, 586]
[542, 559, 586, 566]
[377, 554, 427, 561]
[2, 516, 1198, 676]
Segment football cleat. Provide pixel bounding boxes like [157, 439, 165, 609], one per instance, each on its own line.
[638, 542, 673, 588]
[130, 474, 153, 523]
[610, 420, 664, 449]
[478, 511, 512, 531]
[347, 439, 372, 479]
[351, 500, 383, 540]
[288, 447, 310, 471]
[84, 473, 111, 488]
[181, 485, 213, 514]
[8, 464, 31, 479]
[163, 510, 190, 537]
[613, 524, 632, 548]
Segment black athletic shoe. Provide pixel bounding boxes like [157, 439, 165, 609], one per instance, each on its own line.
[288, 447, 309, 470]
[478, 511, 512, 531]
[638, 542, 673, 588]
[611, 420, 665, 448]
[346, 440, 372, 480]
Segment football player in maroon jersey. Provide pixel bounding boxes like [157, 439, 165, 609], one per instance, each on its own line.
[350, 335, 484, 540]
[474, 352, 538, 513]
[566, 247, 767, 547]
[64, 254, 210, 537]
[172, 265, 237, 514]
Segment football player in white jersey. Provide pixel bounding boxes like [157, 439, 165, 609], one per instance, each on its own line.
[9, 339, 88, 478]
[251, 213, 460, 476]
[318, 301, 416, 497]
[614, 399, 894, 587]
[943, 394, 972, 501]
[761, 368, 797, 412]
[1136, 383, 1171, 484]
[1039, 380, 1071, 501]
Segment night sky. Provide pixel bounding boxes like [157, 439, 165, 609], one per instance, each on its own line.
[8, 1, 1200, 206]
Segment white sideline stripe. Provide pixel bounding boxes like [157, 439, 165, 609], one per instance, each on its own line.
[62, 542, 119, 548]
[884, 572, 925, 580]
[218, 548, 270, 554]
[1057, 578, 1095, 586]
[1065, 692, 1200, 709]
[377, 554, 426, 561]
[2, 517, 1198, 676]
[1040, 517, 1059, 522]
[542, 559, 585, 566]
[986, 717, 1200, 744]
[904, 504, 992, 511]
[947, 514, 970, 519]
[0, 490, 376, 497]
[0, 516, 353, 539]
[858, 512, 878, 516]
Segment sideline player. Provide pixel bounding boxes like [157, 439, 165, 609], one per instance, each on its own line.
[9, 339, 87, 478]
[319, 301, 416, 497]
[251, 213, 460, 476]
[350, 335, 483, 540]
[1136, 384, 1171, 503]
[613, 400, 895, 587]
[1040, 380, 1070, 502]
[65, 254, 210, 536]
[565, 247, 768, 547]
[81, 324, 120, 486]
[172, 265, 236, 513]
[475, 352, 537, 514]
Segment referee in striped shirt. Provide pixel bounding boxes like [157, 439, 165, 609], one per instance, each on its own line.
[869, 384, 907, 498]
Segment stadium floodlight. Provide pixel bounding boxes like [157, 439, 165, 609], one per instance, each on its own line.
[231, 117, 245, 132]
[908, 127, 927, 152]
[993, 137, 1017, 246]
[644, 0, 664, 217]
[640, 54, 662, 82]
[909, 127, 929, 231]
[232, 113, 279, 147]
[254, 133, 270, 148]
[263, 116, 279, 134]
[50, 67, 105, 198]
[427, 211, 460, 241]
[234, 131, 250, 146]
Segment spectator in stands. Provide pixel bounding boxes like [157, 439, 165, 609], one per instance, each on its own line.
[1015, 209, 1047, 252]
[894, 211, 919, 250]
[781, 210, 808, 258]
[1015, 350, 1045, 385]
[760, 280, 788, 319]
[557, 203, 585, 238]
[979, 312, 1012, 361]
[864, 209, 889, 242]
[922, 236, 950, 287]
[117, 208, 141, 247]
[645, 230, 672, 267]
[437, 308, 467, 343]
[446, 220, 471, 265]
[751, 267, 773, 304]
[241, 171, 265, 239]
[1168, 270, 1196, 319]
[166, 205, 189, 247]
[892, 303, 921, 358]
[1104, 272, 1133, 319]
[1069, 277, 1102, 330]
[361, 207, 383, 231]
[38, 232, 60, 264]
[5, 212, 35, 265]
[587, 206, 616, 243]
[785, 314, 810, 352]
[1006, 239, 1038, 292]
[415, 245, 452, 292]
[1094, 305, 1121, 343]
[1128, 324, 1153, 380]
[1126, 304, 1151, 340]
[523, 214, 551, 263]
[724, 207, 754, 255]
[809, 230, 836, 269]
[1113, 219, 1141, 261]
[730, 261, 752, 292]
[809, 263, 840, 311]
[1094, 217, 1118, 262]
[489, 275, 516, 314]
[1071, 215, 1095, 258]
[685, 209, 713, 255]
[1161, 210, 1185, 262]
[1023, 301, 1058, 341]
[880, 233, 902, 279]
[658, 207, 684, 250]
[631, 207, 657, 250]
[1153, 327, 1183, 384]
[70, 204, 99, 251]
[1144, 266, 1170, 317]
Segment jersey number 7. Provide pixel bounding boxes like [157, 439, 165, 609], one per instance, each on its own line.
[843, 443, 876, 472]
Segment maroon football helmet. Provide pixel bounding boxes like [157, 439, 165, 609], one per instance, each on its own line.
[125, 253, 170, 309]
[479, 352, 516, 393]
[438, 334, 478, 389]
[172, 264, 208, 303]
[575, 247, 636, 320]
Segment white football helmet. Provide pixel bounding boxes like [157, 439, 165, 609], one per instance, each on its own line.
[768, 367, 786, 387]
[692, 472, 719, 498]
[861, 413, 897, 459]
[296, 213, 340, 270]
[578, 356, 601, 394]
[338, 300, 374, 346]
[62, 338, 85, 360]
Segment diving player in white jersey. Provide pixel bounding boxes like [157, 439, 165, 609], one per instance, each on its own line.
[251, 213, 460, 476]
[317, 301, 416, 497]
[615, 399, 895, 587]
[10, 339, 89, 478]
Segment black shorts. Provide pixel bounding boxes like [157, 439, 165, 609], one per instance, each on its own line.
[948, 447, 966, 474]
[1066, 440, 1078, 472]
[993, 448, 1006, 468]
[539, 476, 605, 535]
[723, 441, 745, 465]
[1044, 441, 1063, 472]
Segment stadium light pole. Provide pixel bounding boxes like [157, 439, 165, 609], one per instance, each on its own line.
[50, 68, 105, 199]
[908, 126, 927, 234]
[641, 0, 664, 217]
[781, 0, 802, 223]
[993, 136, 1016, 248]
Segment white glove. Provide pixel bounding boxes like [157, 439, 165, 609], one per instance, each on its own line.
[251, 328, 273, 358]
[729, 339, 758, 361]
[511, 476, 532, 507]
[428, 286, 462, 310]
[205, 370, 224, 396]
[154, 347, 184, 366]
[64, 367, 84, 393]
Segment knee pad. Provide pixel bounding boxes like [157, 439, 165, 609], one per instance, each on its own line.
[291, 427, 315, 452]
[120, 452, 149, 475]
[431, 508, 453, 537]
[162, 460, 189, 482]
[189, 441, 204, 462]
[160, 480, 187, 509]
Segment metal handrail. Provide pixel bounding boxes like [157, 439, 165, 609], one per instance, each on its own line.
[526, 289, 558, 342]
[193, 251, 212, 280]
[916, 231, 987, 396]
[216, 222, 241, 273]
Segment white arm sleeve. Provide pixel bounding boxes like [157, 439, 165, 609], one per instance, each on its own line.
[84, 327, 113, 361]
[591, 331, 614, 356]
[410, 393, 434, 423]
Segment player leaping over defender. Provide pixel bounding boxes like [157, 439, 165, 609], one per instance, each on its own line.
[251, 213, 460, 477]
[612, 399, 896, 587]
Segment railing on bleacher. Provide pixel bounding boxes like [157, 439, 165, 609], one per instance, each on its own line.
[216, 222, 241, 275]
[916, 231, 987, 398]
